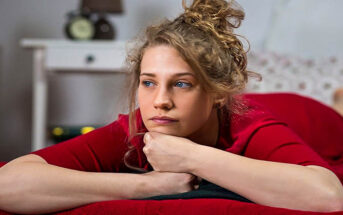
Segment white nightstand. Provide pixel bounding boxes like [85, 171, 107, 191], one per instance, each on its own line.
[21, 39, 127, 151]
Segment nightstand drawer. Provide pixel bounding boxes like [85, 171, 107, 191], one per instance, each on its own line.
[46, 46, 126, 72]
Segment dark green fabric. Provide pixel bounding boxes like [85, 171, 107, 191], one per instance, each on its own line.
[137, 179, 252, 202]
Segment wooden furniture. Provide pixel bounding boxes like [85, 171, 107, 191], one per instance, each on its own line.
[21, 39, 126, 151]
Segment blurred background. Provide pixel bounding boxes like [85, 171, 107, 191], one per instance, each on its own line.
[0, 0, 343, 161]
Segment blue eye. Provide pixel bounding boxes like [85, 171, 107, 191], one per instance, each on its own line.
[142, 81, 154, 87]
[175, 82, 192, 88]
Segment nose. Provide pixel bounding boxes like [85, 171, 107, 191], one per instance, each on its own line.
[153, 86, 173, 110]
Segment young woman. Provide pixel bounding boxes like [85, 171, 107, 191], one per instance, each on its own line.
[1, 0, 343, 214]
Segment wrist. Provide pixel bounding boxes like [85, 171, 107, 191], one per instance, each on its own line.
[134, 172, 163, 199]
[132, 174, 154, 199]
[186, 143, 206, 174]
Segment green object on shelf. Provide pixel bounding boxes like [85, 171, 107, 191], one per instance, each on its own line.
[49, 125, 103, 143]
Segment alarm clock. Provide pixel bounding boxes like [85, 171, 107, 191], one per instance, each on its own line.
[65, 11, 95, 40]
[65, 11, 115, 40]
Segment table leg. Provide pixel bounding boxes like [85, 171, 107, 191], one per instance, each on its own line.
[32, 49, 47, 151]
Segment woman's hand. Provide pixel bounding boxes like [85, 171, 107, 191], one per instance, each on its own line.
[142, 132, 198, 173]
[142, 171, 199, 197]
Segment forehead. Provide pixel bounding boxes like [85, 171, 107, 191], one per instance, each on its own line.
[140, 45, 195, 77]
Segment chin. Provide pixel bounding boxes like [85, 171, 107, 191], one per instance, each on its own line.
[147, 126, 184, 136]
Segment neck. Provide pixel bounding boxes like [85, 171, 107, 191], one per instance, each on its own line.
[187, 108, 219, 147]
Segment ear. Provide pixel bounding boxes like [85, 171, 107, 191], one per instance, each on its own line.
[213, 94, 226, 108]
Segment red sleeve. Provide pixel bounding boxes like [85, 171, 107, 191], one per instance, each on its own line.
[30, 121, 130, 173]
[244, 124, 334, 171]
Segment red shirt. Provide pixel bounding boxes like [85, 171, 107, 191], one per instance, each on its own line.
[31, 93, 341, 181]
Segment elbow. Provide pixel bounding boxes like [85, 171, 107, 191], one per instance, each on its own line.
[312, 181, 343, 212]
[301, 186, 343, 212]
[324, 187, 343, 212]
[305, 166, 343, 212]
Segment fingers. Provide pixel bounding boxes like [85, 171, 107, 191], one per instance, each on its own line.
[142, 133, 152, 154]
[189, 174, 202, 190]
[143, 133, 152, 144]
[143, 131, 164, 144]
[173, 172, 202, 192]
[183, 174, 202, 191]
[142, 146, 149, 154]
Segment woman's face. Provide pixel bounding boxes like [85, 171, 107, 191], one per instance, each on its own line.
[138, 45, 217, 138]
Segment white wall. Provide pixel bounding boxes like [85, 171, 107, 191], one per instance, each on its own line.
[265, 0, 343, 57]
[1, 0, 343, 161]
[0, 0, 77, 160]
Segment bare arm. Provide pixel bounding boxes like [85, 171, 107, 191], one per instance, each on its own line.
[188, 145, 343, 212]
[0, 154, 195, 214]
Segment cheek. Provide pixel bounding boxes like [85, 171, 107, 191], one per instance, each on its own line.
[176, 93, 214, 124]
[137, 88, 143, 106]
[178, 91, 212, 112]
[138, 88, 150, 108]
[137, 88, 151, 120]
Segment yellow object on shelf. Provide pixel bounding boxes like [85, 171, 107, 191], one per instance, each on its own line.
[49, 125, 102, 143]
[52, 127, 64, 136]
[81, 126, 95, 134]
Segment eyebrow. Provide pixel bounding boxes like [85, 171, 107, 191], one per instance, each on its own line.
[140, 72, 195, 77]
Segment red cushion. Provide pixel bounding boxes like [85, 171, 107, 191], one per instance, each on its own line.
[1, 199, 343, 215]
[244, 93, 343, 182]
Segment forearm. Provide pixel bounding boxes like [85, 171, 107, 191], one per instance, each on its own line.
[0, 162, 148, 214]
[189, 145, 343, 212]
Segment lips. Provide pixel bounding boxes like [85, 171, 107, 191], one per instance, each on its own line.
[150, 116, 178, 124]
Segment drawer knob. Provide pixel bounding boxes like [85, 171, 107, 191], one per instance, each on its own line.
[85, 55, 95, 64]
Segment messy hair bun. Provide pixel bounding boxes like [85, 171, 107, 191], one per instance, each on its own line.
[182, 0, 245, 32]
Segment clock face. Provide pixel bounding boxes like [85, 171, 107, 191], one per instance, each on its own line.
[69, 17, 95, 40]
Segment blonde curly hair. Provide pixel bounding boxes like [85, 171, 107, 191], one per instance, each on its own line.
[123, 0, 260, 171]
